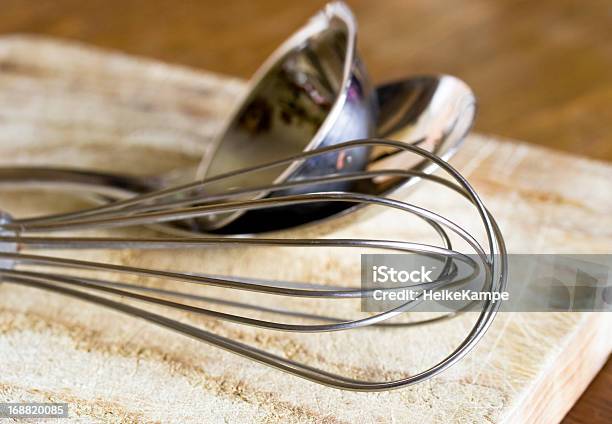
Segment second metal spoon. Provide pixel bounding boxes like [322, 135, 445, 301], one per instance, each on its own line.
[0, 75, 475, 235]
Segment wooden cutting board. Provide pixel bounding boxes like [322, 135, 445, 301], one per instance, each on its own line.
[0, 35, 610, 423]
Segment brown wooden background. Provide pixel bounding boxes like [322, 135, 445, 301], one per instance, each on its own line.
[1, 0, 610, 422]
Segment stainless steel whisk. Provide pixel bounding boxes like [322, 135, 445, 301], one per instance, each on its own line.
[0, 139, 507, 391]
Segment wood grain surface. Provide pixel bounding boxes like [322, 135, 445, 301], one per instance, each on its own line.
[0, 1, 610, 421]
[0, 36, 610, 423]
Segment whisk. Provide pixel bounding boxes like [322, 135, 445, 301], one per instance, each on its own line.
[0, 139, 506, 391]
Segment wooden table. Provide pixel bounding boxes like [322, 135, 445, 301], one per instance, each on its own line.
[0, 1, 610, 422]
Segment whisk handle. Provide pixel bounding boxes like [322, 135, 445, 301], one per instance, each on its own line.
[0, 167, 157, 199]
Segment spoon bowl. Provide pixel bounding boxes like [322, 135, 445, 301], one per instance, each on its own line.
[212, 74, 476, 234]
[197, 1, 377, 230]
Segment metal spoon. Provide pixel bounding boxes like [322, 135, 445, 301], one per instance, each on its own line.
[198, 2, 378, 230]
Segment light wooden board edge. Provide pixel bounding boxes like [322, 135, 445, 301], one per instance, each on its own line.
[505, 313, 610, 423]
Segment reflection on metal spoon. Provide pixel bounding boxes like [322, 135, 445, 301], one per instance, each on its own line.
[213, 74, 476, 234]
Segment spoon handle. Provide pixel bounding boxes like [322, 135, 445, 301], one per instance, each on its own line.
[0, 167, 156, 199]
